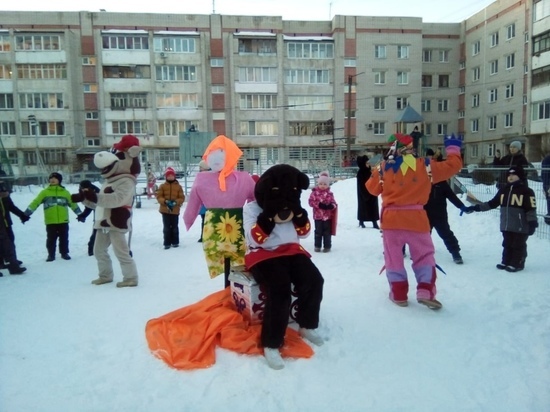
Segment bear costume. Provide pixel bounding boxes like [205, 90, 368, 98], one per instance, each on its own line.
[243, 164, 325, 369]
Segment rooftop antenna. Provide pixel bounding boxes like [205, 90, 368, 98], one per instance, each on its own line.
[328, 1, 332, 19]
[213, 0, 215, 13]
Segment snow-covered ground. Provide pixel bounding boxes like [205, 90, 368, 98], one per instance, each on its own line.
[1, 178, 548, 412]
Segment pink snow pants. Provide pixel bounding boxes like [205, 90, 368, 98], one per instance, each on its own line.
[382, 229, 437, 303]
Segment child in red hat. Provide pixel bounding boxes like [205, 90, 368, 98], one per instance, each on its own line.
[156, 167, 185, 249]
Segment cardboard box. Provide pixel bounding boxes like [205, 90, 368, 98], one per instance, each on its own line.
[229, 268, 297, 325]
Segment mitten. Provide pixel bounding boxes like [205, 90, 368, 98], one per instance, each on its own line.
[261, 198, 281, 220]
[318, 203, 329, 210]
[77, 214, 87, 223]
[325, 203, 335, 210]
[24, 208, 32, 217]
[460, 205, 474, 215]
[292, 207, 309, 227]
[82, 189, 98, 203]
[444, 133, 463, 149]
[256, 211, 276, 234]
[528, 220, 538, 236]
[165, 200, 176, 210]
[20, 215, 30, 224]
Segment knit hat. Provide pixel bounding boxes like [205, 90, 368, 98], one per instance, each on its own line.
[509, 141, 522, 150]
[165, 167, 175, 178]
[113, 134, 140, 151]
[49, 172, 62, 184]
[425, 148, 435, 157]
[317, 171, 331, 185]
[508, 165, 525, 180]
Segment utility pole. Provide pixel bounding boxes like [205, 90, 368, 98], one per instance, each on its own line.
[346, 72, 365, 162]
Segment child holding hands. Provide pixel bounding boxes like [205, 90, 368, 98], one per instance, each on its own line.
[308, 171, 337, 252]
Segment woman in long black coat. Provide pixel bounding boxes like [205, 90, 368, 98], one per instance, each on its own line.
[356, 155, 379, 228]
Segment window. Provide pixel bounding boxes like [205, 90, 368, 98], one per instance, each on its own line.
[472, 40, 480, 56]
[110, 93, 148, 109]
[15, 34, 62, 51]
[471, 118, 479, 132]
[472, 93, 480, 108]
[111, 121, 145, 135]
[437, 123, 448, 136]
[103, 65, 151, 79]
[438, 74, 449, 88]
[422, 49, 432, 62]
[287, 42, 332, 58]
[21, 121, 65, 136]
[397, 45, 409, 59]
[424, 123, 432, 136]
[471, 144, 479, 158]
[156, 93, 197, 108]
[421, 99, 431, 112]
[240, 94, 277, 109]
[397, 71, 409, 85]
[157, 120, 193, 136]
[0, 121, 16, 136]
[421, 74, 432, 88]
[212, 85, 225, 94]
[535, 0, 550, 21]
[488, 115, 497, 130]
[0, 35, 11, 52]
[17, 64, 67, 79]
[374, 96, 386, 110]
[458, 110, 465, 118]
[210, 58, 224, 67]
[439, 50, 449, 63]
[373, 122, 385, 135]
[87, 138, 101, 147]
[284, 69, 329, 84]
[42, 149, 67, 165]
[490, 60, 499, 75]
[344, 58, 356, 67]
[82, 57, 96, 65]
[489, 88, 498, 103]
[396, 97, 408, 110]
[532, 99, 550, 120]
[153, 37, 196, 53]
[459, 86, 465, 94]
[487, 143, 496, 158]
[533, 30, 550, 55]
[504, 112, 513, 127]
[83, 84, 98, 93]
[0, 94, 14, 109]
[506, 23, 516, 40]
[239, 121, 278, 136]
[289, 121, 333, 136]
[375, 45, 387, 59]
[437, 99, 449, 112]
[472, 66, 480, 82]
[287, 96, 333, 110]
[155, 65, 197, 81]
[102, 35, 149, 50]
[505, 83, 515, 99]
[243, 39, 271, 57]
[239, 67, 276, 83]
[19, 93, 63, 109]
[85, 111, 99, 119]
[0, 64, 12, 79]
[490, 31, 499, 47]
[374, 71, 386, 85]
[506, 53, 515, 69]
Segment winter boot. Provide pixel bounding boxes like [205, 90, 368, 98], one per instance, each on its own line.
[496, 263, 507, 270]
[417, 298, 443, 310]
[372, 221, 379, 229]
[359, 221, 366, 228]
[91, 278, 113, 285]
[264, 348, 285, 370]
[46, 255, 55, 262]
[505, 265, 521, 273]
[390, 298, 409, 307]
[299, 328, 324, 346]
[452, 252, 463, 264]
[163, 245, 171, 250]
[8, 265, 26, 275]
[322, 248, 331, 253]
[116, 279, 138, 288]
[61, 254, 71, 260]
[314, 247, 321, 252]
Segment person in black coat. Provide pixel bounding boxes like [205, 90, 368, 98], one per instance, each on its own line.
[356, 155, 379, 229]
[75, 180, 100, 256]
[493, 141, 529, 189]
[424, 150, 470, 264]
[0, 181, 28, 275]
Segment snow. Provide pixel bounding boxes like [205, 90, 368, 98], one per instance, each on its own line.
[1, 178, 549, 412]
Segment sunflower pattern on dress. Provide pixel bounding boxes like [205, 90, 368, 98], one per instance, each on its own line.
[202, 208, 246, 278]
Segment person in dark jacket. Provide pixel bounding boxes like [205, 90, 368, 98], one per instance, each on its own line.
[156, 167, 185, 249]
[541, 153, 550, 225]
[356, 155, 379, 229]
[75, 180, 100, 256]
[0, 180, 27, 275]
[493, 141, 529, 189]
[464, 165, 538, 272]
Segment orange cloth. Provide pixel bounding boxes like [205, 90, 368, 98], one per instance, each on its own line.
[202, 135, 243, 192]
[366, 153, 462, 232]
[145, 288, 314, 370]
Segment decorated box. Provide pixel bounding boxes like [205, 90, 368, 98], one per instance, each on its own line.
[229, 267, 297, 325]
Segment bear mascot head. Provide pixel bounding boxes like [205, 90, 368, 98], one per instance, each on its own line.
[254, 164, 310, 223]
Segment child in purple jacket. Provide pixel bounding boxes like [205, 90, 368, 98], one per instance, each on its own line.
[308, 171, 337, 252]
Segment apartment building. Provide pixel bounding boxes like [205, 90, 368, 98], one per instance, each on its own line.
[0, 0, 547, 178]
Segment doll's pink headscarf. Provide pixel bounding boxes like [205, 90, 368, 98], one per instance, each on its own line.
[202, 135, 243, 192]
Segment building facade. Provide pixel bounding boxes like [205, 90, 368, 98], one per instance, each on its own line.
[0, 0, 549, 179]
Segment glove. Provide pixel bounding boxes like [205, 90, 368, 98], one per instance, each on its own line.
[24, 208, 32, 217]
[528, 220, 538, 236]
[165, 200, 176, 210]
[71, 192, 84, 203]
[292, 207, 309, 227]
[256, 211, 276, 234]
[460, 206, 474, 215]
[82, 189, 98, 203]
[319, 202, 335, 210]
[20, 215, 30, 224]
[77, 214, 87, 223]
[444, 133, 463, 149]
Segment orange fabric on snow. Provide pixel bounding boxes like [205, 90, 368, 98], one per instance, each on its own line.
[202, 135, 243, 192]
[145, 288, 314, 370]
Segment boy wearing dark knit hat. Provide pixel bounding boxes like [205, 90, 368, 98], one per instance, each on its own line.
[464, 165, 538, 272]
[25, 172, 82, 261]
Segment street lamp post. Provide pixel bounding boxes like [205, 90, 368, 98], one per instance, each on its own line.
[346, 72, 365, 162]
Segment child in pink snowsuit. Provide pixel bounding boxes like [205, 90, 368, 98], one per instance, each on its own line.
[308, 171, 337, 252]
